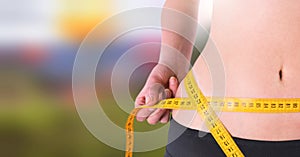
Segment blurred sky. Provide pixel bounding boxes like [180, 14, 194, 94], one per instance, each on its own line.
[0, 0, 165, 44]
[0, 0, 59, 44]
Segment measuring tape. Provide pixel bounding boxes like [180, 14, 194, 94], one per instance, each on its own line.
[125, 71, 300, 157]
[124, 1, 300, 156]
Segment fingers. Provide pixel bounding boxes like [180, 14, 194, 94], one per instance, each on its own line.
[136, 83, 165, 120]
[169, 76, 179, 97]
[136, 89, 172, 123]
[135, 96, 145, 107]
[146, 89, 172, 124]
[160, 109, 170, 124]
[135, 77, 177, 124]
[156, 89, 172, 124]
[136, 108, 155, 122]
[164, 88, 172, 99]
[147, 109, 165, 125]
[146, 109, 171, 125]
[136, 95, 156, 122]
[158, 77, 178, 124]
[137, 89, 172, 124]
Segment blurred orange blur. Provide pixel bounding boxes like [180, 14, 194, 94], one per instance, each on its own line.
[58, 0, 114, 42]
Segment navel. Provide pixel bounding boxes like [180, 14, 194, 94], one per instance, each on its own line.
[279, 67, 283, 81]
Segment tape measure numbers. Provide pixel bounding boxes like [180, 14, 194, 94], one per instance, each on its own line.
[184, 71, 244, 156]
[125, 71, 300, 157]
[140, 97, 300, 113]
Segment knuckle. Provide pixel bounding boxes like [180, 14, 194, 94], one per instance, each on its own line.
[160, 119, 168, 124]
[136, 117, 144, 122]
[147, 118, 157, 125]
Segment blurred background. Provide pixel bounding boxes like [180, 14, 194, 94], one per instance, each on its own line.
[0, 0, 168, 156]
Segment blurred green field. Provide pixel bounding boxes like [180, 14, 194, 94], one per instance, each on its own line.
[0, 68, 166, 157]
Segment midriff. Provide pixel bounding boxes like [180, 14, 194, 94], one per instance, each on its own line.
[173, 0, 300, 141]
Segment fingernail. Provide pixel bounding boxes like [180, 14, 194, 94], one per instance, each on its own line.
[160, 120, 168, 124]
[170, 76, 177, 84]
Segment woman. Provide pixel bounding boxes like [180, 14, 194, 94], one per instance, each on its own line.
[135, 0, 300, 156]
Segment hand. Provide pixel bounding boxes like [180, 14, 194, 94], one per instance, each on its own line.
[135, 64, 179, 125]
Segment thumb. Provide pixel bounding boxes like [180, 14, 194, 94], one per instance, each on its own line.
[169, 76, 179, 97]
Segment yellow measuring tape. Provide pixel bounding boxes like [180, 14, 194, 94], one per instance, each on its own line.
[125, 71, 300, 157]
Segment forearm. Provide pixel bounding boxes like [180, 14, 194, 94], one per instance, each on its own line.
[159, 0, 200, 80]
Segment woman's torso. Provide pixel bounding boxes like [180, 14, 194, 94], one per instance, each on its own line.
[173, 0, 300, 141]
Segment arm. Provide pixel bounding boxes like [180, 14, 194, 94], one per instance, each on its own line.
[135, 0, 200, 124]
[159, 0, 200, 80]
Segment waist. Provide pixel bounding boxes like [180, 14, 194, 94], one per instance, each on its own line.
[172, 111, 300, 141]
[173, 61, 300, 140]
[166, 119, 300, 157]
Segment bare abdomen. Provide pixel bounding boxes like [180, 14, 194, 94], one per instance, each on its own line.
[173, 0, 300, 141]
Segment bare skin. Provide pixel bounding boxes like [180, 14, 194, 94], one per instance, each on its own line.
[136, 0, 300, 141]
[173, 0, 300, 141]
[135, 0, 199, 125]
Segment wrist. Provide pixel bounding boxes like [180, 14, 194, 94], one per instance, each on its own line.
[158, 50, 191, 81]
[158, 59, 189, 81]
